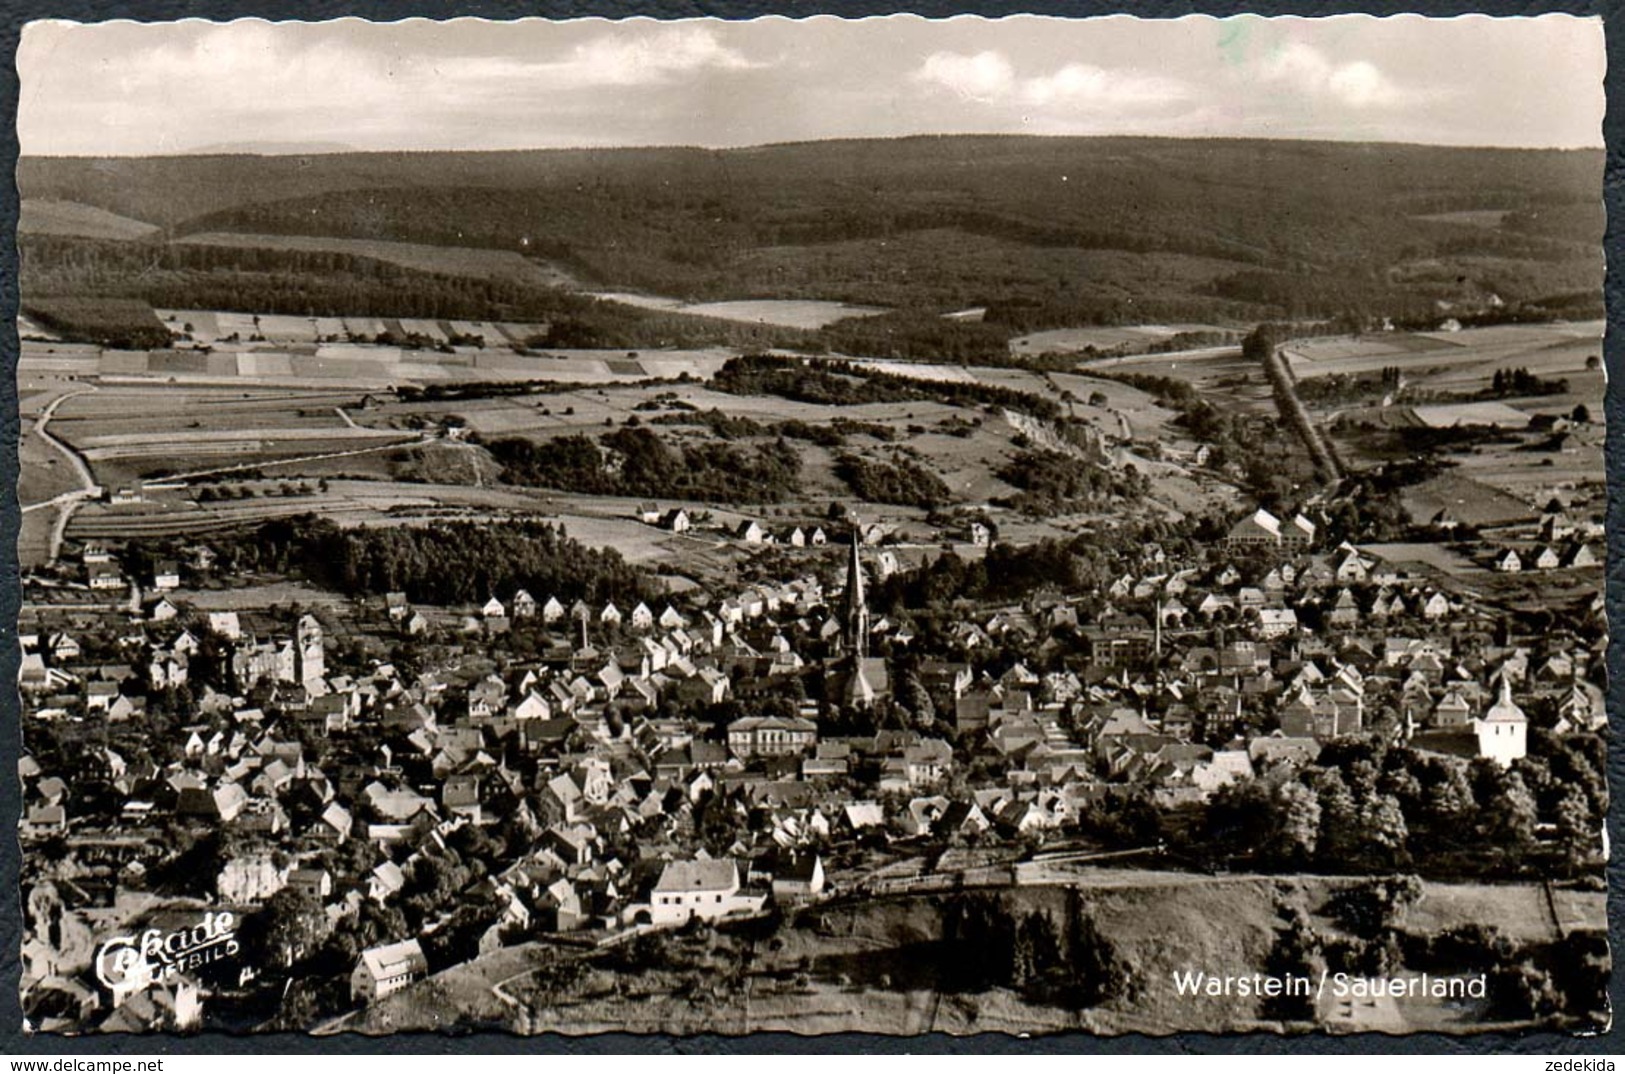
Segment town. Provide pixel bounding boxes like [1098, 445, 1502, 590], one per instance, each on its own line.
[18, 477, 1608, 1033]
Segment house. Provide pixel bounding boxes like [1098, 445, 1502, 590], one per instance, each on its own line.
[727, 714, 818, 758]
[661, 509, 692, 533]
[1556, 542, 1597, 570]
[1223, 508, 1314, 552]
[48, 633, 81, 662]
[482, 596, 506, 619]
[646, 859, 765, 926]
[87, 564, 125, 591]
[736, 520, 767, 544]
[351, 939, 428, 1003]
[542, 596, 566, 623]
[152, 561, 182, 590]
[512, 590, 538, 619]
[1532, 547, 1562, 571]
[1256, 608, 1299, 638]
[287, 867, 333, 901]
[1432, 690, 1473, 728]
[1494, 549, 1523, 573]
[208, 611, 242, 640]
[385, 592, 409, 621]
[770, 849, 826, 901]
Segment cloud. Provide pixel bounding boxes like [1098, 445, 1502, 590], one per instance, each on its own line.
[914, 49, 1190, 110]
[561, 25, 762, 85]
[1254, 41, 1411, 108]
[107, 22, 763, 113]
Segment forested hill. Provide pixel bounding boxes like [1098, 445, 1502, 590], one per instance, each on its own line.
[18, 136, 1604, 324]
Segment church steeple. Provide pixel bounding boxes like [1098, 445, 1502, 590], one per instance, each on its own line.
[841, 522, 869, 658]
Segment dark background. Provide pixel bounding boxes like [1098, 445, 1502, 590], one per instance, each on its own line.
[0, 0, 1619, 1055]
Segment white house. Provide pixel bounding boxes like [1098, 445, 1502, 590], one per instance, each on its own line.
[645, 859, 765, 926]
[351, 939, 429, 1003]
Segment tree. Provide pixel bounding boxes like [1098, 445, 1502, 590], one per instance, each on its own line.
[1552, 785, 1596, 870]
[249, 888, 331, 968]
[1357, 793, 1410, 868]
[1423, 762, 1475, 827]
[1571, 404, 1591, 423]
[1313, 770, 1360, 865]
[1269, 782, 1322, 865]
[1480, 769, 1538, 852]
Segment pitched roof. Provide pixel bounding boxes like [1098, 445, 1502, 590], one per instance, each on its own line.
[652, 858, 738, 894]
[359, 938, 427, 981]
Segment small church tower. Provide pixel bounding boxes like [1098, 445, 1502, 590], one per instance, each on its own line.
[296, 613, 325, 687]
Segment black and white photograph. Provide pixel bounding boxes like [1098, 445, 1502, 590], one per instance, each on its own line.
[11, 13, 1610, 1038]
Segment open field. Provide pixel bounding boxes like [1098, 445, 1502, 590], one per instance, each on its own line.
[23, 342, 1236, 556]
[1399, 472, 1541, 528]
[1284, 321, 1604, 381]
[1011, 323, 1229, 355]
[19, 198, 159, 240]
[20, 338, 736, 389]
[18, 418, 85, 507]
[588, 292, 889, 329]
[175, 231, 577, 287]
[1411, 209, 1509, 229]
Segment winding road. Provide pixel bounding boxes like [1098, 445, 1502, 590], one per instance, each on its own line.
[22, 387, 102, 563]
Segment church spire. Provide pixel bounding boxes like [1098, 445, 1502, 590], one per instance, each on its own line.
[842, 521, 869, 658]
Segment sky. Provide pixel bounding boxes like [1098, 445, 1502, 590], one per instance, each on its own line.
[16, 15, 1607, 156]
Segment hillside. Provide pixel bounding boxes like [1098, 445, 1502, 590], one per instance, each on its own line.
[19, 197, 159, 240]
[19, 137, 1603, 327]
[337, 873, 1604, 1036]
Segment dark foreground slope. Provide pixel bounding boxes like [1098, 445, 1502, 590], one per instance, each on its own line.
[331, 873, 1605, 1037]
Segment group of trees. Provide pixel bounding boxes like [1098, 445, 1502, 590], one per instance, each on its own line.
[24, 295, 173, 348]
[486, 426, 804, 504]
[835, 453, 952, 507]
[711, 354, 921, 407]
[939, 893, 1132, 1008]
[712, 355, 1065, 422]
[995, 449, 1148, 516]
[1296, 366, 1407, 406]
[216, 515, 654, 607]
[1249, 324, 1345, 482]
[1486, 367, 1569, 399]
[1201, 732, 1605, 878]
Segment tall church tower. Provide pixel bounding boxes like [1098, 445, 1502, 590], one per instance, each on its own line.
[840, 524, 870, 658]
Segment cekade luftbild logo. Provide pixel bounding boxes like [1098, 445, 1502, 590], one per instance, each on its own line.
[94, 911, 240, 992]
